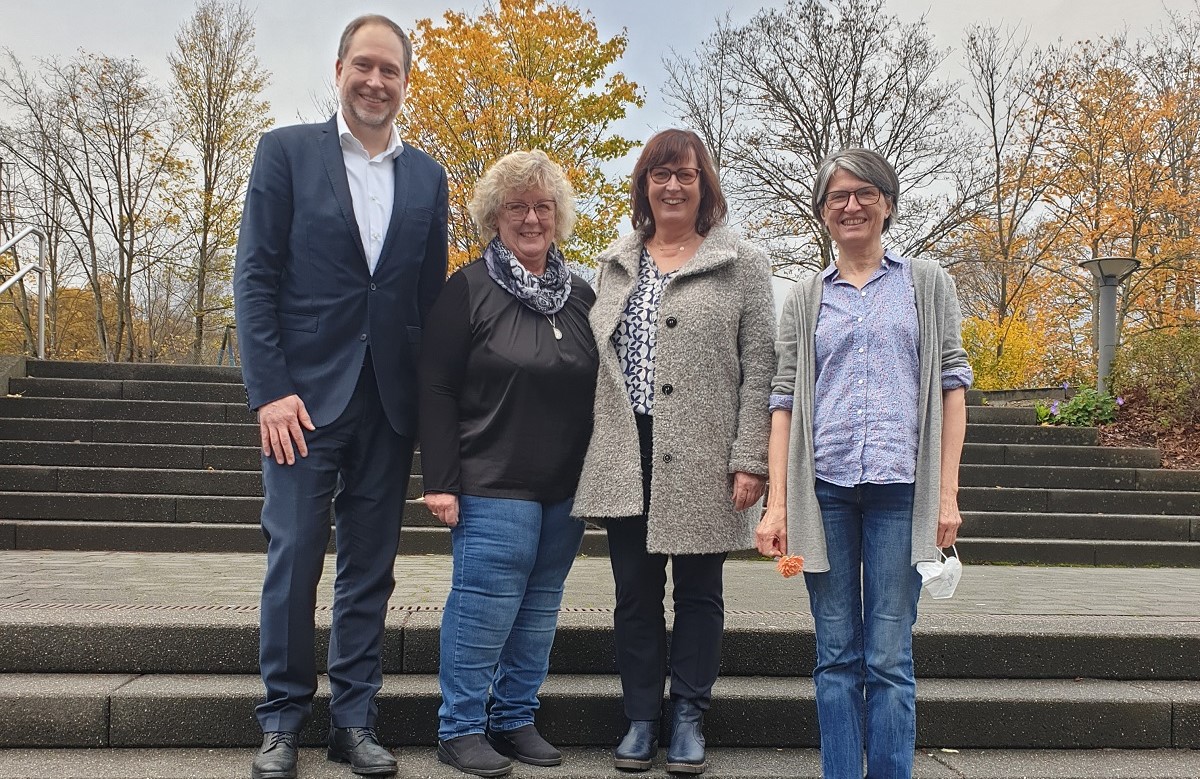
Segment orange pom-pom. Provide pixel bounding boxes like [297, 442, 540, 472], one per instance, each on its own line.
[776, 555, 804, 578]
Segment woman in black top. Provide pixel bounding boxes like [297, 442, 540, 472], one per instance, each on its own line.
[419, 150, 598, 778]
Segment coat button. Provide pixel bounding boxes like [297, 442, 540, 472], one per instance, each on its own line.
[370, 283, 377, 291]
[662, 453, 673, 463]
[665, 316, 678, 328]
[359, 334, 368, 341]
[662, 384, 673, 395]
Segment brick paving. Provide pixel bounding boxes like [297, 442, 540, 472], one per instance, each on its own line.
[1, 550, 1197, 618]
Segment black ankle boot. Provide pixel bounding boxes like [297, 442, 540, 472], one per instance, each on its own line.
[665, 698, 706, 774]
[613, 719, 658, 771]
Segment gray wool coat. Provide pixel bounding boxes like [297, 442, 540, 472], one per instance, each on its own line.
[572, 225, 777, 555]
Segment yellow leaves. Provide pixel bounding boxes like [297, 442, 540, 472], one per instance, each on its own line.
[403, 0, 642, 273]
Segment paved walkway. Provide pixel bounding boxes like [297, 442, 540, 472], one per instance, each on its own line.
[2, 550, 1198, 619]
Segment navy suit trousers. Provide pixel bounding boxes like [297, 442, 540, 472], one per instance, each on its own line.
[256, 353, 414, 732]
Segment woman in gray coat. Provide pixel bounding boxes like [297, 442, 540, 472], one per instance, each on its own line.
[573, 129, 776, 775]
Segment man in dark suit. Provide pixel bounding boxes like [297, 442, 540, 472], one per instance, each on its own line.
[234, 14, 448, 779]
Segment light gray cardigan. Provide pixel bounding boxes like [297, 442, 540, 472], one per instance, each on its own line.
[773, 257, 971, 571]
[573, 225, 776, 555]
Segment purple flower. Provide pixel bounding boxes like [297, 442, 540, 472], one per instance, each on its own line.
[1050, 401, 1060, 415]
[1062, 381, 1071, 391]
[1116, 396, 1125, 406]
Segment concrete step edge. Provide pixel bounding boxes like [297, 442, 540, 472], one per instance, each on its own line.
[0, 674, 1195, 749]
[4, 747, 1200, 779]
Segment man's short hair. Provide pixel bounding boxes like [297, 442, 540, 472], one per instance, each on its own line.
[338, 14, 413, 76]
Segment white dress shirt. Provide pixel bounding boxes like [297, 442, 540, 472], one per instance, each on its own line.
[337, 111, 403, 275]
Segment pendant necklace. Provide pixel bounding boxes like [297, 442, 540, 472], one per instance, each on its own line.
[545, 313, 563, 340]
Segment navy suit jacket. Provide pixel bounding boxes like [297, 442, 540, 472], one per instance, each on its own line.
[234, 117, 448, 438]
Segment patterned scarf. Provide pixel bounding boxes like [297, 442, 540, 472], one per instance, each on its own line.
[483, 236, 573, 315]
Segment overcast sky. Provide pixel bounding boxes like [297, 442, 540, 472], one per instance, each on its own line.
[2, 0, 1197, 136]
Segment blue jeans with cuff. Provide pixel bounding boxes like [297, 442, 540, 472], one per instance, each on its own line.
[804, 479, 922, 779]
[437, 494, 584, 740]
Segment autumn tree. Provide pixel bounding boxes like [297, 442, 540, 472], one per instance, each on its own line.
[665, 0, 978, 274]
[169, 0, 272, 362]
[0, 50, 184, 361]
[402, 0, 643, 271]
[947, 25, 1078, 387]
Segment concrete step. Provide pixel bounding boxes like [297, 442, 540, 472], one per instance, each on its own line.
[958, 538, 1200, 567]
[960, 464, 1200, 492]
[0, 466, 425, 499]
[961, 512, 1198, 542]
[5, 747, 1200, 779]
[3, 609, 1197, 680]
[962, 443, 1160, 468]
[9, 377, 247, 404]
[0, 493, 436, 525]
[966, 406, 1037, 425]
[0, 397, 253, 424]
[25, 359, 243, 384]
[966, 425, 1099, 446]
[958, 486, 1200, 515]
[0, 441, 260, 471]
[0, 418, 261, 446]
[7, 518, 1199, 566]
[0, 673, 1195, 749]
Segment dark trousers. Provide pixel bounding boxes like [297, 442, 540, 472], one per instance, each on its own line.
[606, 413, 727, 721]
[256, 352, 414, 733]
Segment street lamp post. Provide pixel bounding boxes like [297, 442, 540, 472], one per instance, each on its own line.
[1078, 256, 1139, 395]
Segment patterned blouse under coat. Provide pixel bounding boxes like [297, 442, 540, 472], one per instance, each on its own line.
[613, 248, 677, 415]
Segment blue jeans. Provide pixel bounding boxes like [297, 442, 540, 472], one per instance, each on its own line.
[438, 494, 585, 740]
[804, 480, 922, 779]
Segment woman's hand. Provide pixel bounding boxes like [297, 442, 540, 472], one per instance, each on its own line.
[732, 471, 766, 511]
[424, 492, 460, 528]
[937, 489, 962, 548]
[755, 505, 787, 558]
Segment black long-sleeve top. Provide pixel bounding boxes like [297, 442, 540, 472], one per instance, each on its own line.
[418, 258, 598, 501]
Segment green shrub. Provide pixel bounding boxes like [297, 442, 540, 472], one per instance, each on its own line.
[1036, 387, 1120, 427]
[1110, 328, 1200, 426]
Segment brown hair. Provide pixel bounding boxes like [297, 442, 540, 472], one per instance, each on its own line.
[338, 14, 413, 76]
[630, 129, 727, 237]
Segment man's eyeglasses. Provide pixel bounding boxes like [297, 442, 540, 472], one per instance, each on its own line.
[502, 200, 556, 219]
[822, 186, 885, 210]
[648, 166, 700, 185]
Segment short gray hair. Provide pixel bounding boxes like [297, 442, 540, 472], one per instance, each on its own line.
[338, 15, 413, 76]
[811, 148, 900, 233]
[469, 150, 577, 244]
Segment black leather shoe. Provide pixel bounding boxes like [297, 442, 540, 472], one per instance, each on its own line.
[665, 698, 706, 774]
[437, 733, 512, 777]
[327, 727, 397, 776]
[486, 724, 562, 766]
[613, 720, 658, 772]
[252, 731, 298, 779]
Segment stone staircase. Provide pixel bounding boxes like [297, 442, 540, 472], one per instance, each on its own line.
[2, 359, 1199, 565]
[1, 358, 1199, 777]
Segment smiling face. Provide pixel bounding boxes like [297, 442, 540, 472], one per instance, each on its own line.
[335, 22, 409, 135]
[497, 188, 557, 272]
[647, 150, 702, 233]
[821, 168, 892, 252]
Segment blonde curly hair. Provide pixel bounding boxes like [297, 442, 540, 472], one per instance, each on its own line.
[468, 150, 577, 244]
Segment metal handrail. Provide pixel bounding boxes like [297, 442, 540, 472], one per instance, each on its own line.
[217, 322, 238, 367]
[0, 226, 46, 359]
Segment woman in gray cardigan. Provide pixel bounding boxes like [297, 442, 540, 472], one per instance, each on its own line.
[755, 148, 973, 778]
[573, 129, 776, 775]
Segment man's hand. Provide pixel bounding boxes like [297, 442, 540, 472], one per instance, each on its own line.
[257, 394, 315, 465]
[425, 492, 459, 528]
[732, 471, 767, 511]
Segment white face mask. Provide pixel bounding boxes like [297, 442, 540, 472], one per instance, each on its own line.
[916, 546, 961, 600]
